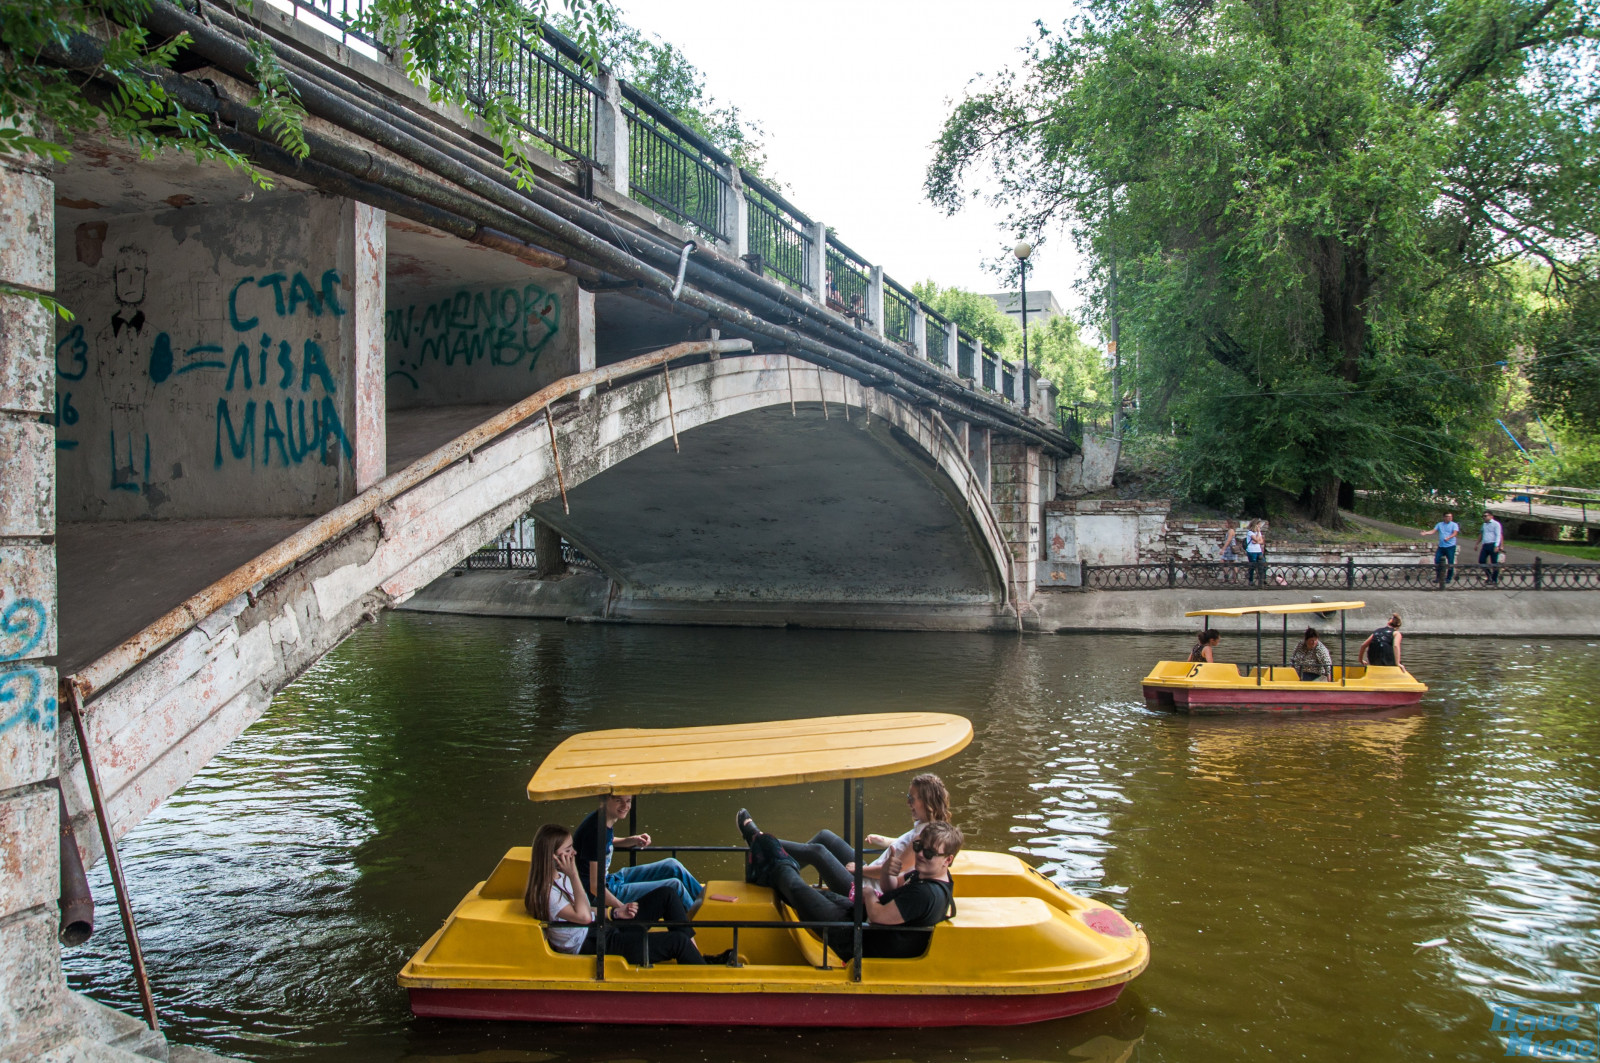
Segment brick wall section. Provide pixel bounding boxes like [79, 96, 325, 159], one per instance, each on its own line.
[991, 438, 1041, 600]
[0, 152, 70, 1052]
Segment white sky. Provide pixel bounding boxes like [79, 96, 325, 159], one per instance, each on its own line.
[612, 0, 1091, 320]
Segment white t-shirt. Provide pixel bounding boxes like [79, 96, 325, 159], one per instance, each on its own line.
[867, 821, 925, 871]
[545, 873, 587, 954]
[1481, 519, 1503, 545]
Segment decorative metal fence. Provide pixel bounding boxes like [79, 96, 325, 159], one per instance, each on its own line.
[1001, 362, 1016, 402]
[826, 239, 871, 319]
[957, 337, 975, 379]
[925, 315, 950, 367]
[981, 353, 997, 392]
[463, 25, 600, 164]
[623, 94, 730, 242]
[884, 282, 916, 346]
[742, 178, 812, 291]
[458, 542, 599, 571]
[1083, 559, 1600, 591]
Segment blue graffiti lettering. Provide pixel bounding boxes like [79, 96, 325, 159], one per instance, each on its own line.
[52, 390, 81, 450]
[276, 338, 295, 390]
[227, 343, 253, 391]
[0, 598, 48, 661]
[386, 283, 561, 375]
[320, 269, 346, 316]
[0, 666, 55, 737]
[109, 431, 150, 492]
[177, 344, 227, 375]
[256, 273, 288, 316]
[301, 339, 336, 394]
[229, 276, 259, 331]
[56, 324, 88, 381]
[262, 400, 290, 466]
[215, 399, 256, 467]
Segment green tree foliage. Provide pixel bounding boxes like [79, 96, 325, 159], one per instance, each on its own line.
[554, 16, 775, 183]
[1029, 314, 1109, 406]
[912, 280, 1020, 353]
[1526, 266, 1600, 434]
[927, 0, 1600, 525]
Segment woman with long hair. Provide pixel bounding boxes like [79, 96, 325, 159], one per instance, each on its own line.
[525, 823, 719, 965]
[736, 773, 953, 897]
[1188, 629, 1221, 664]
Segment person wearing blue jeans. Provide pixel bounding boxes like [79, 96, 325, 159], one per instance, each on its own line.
[575, 793, 704, 911]
[1421, 511, 1460, 585]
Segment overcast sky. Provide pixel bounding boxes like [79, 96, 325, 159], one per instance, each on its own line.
[613, 0, 1091, 320]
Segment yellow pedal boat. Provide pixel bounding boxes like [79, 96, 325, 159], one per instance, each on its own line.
[398, 713, 1150, 1026]
[1141, 601, 1428, 713]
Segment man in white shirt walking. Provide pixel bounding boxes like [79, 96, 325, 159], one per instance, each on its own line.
[1478, 511, 1505, 585]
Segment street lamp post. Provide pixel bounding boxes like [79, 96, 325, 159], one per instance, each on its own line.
[1013, 241, 1033, 412]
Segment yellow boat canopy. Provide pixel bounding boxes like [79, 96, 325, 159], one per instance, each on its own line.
[527, 712, 974, 801]
[1184, 600, 1366, 618]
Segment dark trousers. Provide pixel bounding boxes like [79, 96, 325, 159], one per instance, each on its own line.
[579, 884, 703, 965]
[767, 861, 863, 959]
[776, 830, 858, 894]
[1479, 542, 1500, 584]
[1434, 545, 1457, 584]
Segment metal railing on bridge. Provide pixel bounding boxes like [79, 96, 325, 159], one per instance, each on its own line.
[1082, 558, 1600, 591]
[258, 0, 1045, 416]
[455, 542, 599, 572]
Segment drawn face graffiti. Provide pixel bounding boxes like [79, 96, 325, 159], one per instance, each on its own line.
[112, 247, 148, 307]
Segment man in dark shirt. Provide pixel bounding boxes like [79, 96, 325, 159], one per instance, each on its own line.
[747, 821, 960, 960]
[574, 793, 704, 910]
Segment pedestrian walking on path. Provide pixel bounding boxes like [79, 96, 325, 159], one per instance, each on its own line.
[1420, 512, 1460, 585]
[1478, 512, 1505, 585]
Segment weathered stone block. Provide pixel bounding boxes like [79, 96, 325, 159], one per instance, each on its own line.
[990, 482, 1034, 506]
[0, 416, 52, 535]
[0, 786, 56, 919]
[0, 167, 53, 291]
[0, 541, 56, 658]
[0, 294, 51, 414]
[0, 663, 57, 793]
[0, 909, 68, 1048]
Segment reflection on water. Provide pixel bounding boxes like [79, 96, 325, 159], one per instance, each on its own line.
[63, 618, 1600, 1061]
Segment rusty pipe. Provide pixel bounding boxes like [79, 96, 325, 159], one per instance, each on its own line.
[55, 783, 94, 946]
[67, 339, 751, 704]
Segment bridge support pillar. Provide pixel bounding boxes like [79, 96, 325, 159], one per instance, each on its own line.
[991, 438, 1042, 602]
[351, 201, 387, 493]
[0, 143, 71, 1056]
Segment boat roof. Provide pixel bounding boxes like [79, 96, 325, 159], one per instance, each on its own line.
[1184, 600, 1367, 617]
[526, 712, 974, 800]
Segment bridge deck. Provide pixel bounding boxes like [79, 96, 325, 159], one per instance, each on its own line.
[56, 405, 507, 675]
[1488, 499, 1599, 529]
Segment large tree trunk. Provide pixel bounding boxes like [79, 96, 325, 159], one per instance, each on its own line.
[1311, 477, 1344, 529]
[1313, 237, 1371, 533]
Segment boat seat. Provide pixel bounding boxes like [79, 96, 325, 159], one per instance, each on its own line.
[776, 895, 1050, 968]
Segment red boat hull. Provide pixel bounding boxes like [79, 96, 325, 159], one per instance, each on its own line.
[1143, 684, 1423, 714]
[408, 983, 1125, 1026]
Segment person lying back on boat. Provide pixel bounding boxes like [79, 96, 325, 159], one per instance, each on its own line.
[740, 773, 951, 897]
[1290, 627, 1333, 682]
[525, 823, 729, 966]
[1358, 613, 1406, 671]
[575, 793, 705, 912]
[1187, 630, 1221, 664]
[740, 817, 960, 960]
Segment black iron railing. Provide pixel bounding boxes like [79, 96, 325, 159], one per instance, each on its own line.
[884, 281, 916, 346]
[825, 238, 871, 321]
[287, 0, 393, 54]
[743, 177, 812, 291]
[1082, 559, 1600, 590]
[981, 353, 997, 392]
[623, 96, 730, 242]
[957, 337, 975, 379]
[925, 314, 950, 367]
[1001, 362, 1016, 402]
[462, 25, 600, 164]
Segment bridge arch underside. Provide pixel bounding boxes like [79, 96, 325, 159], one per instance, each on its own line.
[543, 402, 1005, 626]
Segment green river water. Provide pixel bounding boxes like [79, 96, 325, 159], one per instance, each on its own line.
[63, 614, 1600, 1061]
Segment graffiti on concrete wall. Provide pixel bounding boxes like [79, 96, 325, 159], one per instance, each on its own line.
[54, 242, 354, 496]
[384, 282, 561, 391]
[0, 597, 53, 738]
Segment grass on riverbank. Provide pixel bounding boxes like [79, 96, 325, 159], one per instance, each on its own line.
[1509, 539, 1600, 561]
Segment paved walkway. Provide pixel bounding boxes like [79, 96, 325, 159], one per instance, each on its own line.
[1343, 512, 1554, 563]
[1489, 497, 1599, 530]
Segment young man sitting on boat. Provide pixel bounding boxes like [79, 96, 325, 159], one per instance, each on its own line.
[738, 814, 960, 960]
[575, 793, 705, 912]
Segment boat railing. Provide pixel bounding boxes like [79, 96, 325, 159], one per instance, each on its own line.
[1083, 558, 1600, 591]
[544, 917, 934, 971]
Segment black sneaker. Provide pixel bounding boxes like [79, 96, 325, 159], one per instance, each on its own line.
[736, 808, 760, 843]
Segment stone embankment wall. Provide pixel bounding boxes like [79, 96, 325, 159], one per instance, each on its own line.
[1040, 499, 1436, 587]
